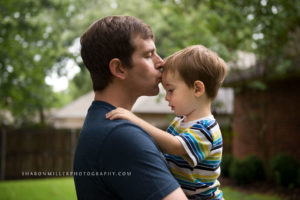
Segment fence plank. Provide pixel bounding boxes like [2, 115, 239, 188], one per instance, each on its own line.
[0, 128, 6, 180]
[2, 128, 80, 180]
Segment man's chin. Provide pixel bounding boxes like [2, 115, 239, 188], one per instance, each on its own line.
[144, 86, 160, 96]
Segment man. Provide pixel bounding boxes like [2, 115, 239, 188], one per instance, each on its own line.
[73, 16, 187, 200]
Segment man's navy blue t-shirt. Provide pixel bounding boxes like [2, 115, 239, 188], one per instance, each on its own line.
[73, 101, 180, 200]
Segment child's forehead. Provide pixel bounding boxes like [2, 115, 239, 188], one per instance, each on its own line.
[162, 70, 182, 84]
[162, 71, 173, 82]
[162, 70, 180, 78]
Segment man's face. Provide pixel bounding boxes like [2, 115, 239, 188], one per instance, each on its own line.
[125, 35, 163, 97]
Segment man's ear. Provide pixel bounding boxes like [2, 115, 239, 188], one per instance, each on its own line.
[194, 80, 205, 97]
[109, 58, 127, 80]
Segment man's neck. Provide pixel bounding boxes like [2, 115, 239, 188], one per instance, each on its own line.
[94, 84, 138, 110]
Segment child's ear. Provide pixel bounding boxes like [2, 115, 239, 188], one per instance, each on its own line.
[109, 58, 127, 80]
[194, 80, 205, 97]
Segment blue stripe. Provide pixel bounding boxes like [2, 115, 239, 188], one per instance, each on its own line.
[183, 134, 204, 161]
[214, 137, 222, 144]
[191, 126, 213, 144]
[167, 125, 177, 135]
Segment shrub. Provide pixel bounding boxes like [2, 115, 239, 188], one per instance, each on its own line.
[269, 153, 299, 187]
[229, 158, 249, 184]
[221, 154, 233, 177]
[297, 168, 300, 187]
[244, 154, 265, 181]
[229, 155, 264, 184]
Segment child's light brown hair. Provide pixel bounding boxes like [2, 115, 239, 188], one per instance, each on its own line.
[164, 45, 227, 100]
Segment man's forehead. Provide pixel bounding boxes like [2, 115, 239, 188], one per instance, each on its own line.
[132, 35, 155, 51]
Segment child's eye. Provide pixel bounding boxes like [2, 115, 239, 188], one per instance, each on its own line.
[168, 89, 174, 93]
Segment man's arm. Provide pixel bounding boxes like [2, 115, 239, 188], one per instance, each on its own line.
[106, 107, 186, 156]
[163, 187, 188, 200]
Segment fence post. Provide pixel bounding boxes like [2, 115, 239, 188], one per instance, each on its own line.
[70, 129, 76, 171]
[0, 128, 6, 181]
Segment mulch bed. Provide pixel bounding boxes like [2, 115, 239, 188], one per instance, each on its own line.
[220, 177, 300, 200]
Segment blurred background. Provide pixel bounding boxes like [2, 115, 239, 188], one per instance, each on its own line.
[0, 0, 299, 199]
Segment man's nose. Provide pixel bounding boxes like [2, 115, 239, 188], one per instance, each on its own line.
[154, 53, 164, 70]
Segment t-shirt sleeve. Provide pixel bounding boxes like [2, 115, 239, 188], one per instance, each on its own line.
[175, 124, 213, 167]
[100, 124, 180, 200]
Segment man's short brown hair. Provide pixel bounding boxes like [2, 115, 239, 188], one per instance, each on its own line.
[164, 45, 227, 100]
[80, 16, 153, 91]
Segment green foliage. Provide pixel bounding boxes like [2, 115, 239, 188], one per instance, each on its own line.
[67, 67, 92, 101]
[269, 153, 299, 187]
[0, 0, 79, 125]
[151, 0, 248, 60]
[245, 155, 265, 180]
[243, 1, 300, 60]
[229, 158, 249, 184]
[221, 154, 233, 177]
[234, 0, 300, 74]
[297, 168, 300, 187]
[2, 0, 299, 125]
[248, 80, 267, 91]
[229, 155, 264, 184]
[221, 126, 233, 147]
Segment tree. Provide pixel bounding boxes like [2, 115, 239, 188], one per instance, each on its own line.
[2, 0, 298, 126]
[152, 0, 300, 74]
[239, 0, 300, 75]
[0, 0, 80, 126]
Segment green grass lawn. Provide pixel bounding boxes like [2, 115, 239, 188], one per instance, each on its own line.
[0, 178, 281, 200]
[222, 187, 281, 200]
[0, 178, 76, 200]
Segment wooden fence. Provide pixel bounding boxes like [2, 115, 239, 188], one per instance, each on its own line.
[0, 127, 80, 180]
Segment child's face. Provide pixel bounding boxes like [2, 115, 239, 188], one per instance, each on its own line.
[162, 71, 199, 117]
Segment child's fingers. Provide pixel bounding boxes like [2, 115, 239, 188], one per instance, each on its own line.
[105, 111, 113, 119]
[106, 111, 116, 119]
[108, 113, 120, 120]
[106, 108, 125, 120]
[106, 107, 132, 121]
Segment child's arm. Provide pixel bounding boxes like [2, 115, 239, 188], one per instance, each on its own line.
[106, 107, 186, 156]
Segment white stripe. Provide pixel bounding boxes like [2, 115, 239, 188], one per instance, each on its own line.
[168, 161, 221, 176]
[210, 148, 223, 154]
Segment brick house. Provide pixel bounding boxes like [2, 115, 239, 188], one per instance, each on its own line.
[224, 65, 300, 161]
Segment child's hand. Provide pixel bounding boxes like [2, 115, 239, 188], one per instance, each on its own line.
[106, 107, 137, 122]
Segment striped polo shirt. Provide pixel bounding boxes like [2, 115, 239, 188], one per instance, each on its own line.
[164, 116, 223, 200]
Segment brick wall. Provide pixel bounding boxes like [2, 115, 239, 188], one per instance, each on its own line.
[232, 78, 300, 161]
